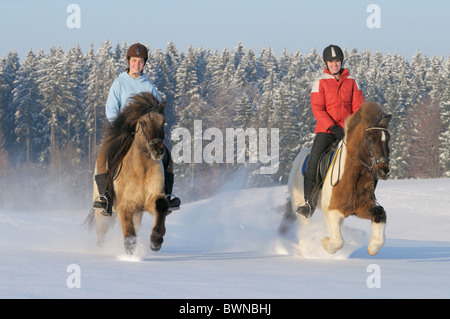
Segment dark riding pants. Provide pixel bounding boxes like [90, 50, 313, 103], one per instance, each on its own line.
[304, 132, 339, 200]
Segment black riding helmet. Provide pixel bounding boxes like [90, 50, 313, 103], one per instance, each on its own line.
[323, 44, 344, 63]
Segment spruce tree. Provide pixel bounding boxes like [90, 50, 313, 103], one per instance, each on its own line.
[12, 49, 42, 165]
[0, 50, 20, 161]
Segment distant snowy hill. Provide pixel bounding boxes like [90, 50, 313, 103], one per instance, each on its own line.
[0, 178, 449, 299]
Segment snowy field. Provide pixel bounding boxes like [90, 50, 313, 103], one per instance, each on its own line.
[0, 178, 449, 300]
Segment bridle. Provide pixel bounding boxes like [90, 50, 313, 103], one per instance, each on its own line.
[139, 121, 164, 158]
[360, 127, 390, 172]
[135, 111, 165, 159]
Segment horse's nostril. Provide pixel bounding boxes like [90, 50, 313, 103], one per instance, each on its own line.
[378, 167, 390, 180]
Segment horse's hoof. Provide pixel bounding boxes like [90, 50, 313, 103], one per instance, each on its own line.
[150, 241, 162, 251]
[321, 237, 335, 254]
[321, 237, 342, 254]
[124, 236, 137, 255]
[367, 244, 382, 256]
[150, 237, 163, 251]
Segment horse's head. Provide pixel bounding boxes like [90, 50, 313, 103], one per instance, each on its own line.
[105, 93, 168, 181]
[359, 103, 392, 180]
[136, 100, 167, 161]
[346, 102, 392, 180]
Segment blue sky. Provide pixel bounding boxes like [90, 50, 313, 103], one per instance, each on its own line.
[1, 0, 449, 60]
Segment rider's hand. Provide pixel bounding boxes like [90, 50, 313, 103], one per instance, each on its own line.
[329, 125, 345, 139]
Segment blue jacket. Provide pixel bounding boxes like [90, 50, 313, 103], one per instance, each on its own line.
[105, 72, 161, 122]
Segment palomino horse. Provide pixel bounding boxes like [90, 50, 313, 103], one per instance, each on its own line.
[282, 101, 392, 256]
[84, 92, 169, 255]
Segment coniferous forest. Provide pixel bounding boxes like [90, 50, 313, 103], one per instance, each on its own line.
[0, 41, 449, 210]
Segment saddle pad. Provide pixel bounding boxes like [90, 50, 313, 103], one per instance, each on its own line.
[301, 153, 310, 177]
[301, 145, 340, 180]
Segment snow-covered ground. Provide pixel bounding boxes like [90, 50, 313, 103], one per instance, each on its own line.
[1, 178, 449, 299]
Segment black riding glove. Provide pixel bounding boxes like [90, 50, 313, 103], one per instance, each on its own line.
[329, 125, 345, 139]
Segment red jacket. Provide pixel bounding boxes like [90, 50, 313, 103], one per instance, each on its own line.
[310, 68, 365, 133]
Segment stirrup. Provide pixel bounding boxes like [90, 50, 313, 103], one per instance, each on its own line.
[93, 195, 112, 216]
[296, 201, 313, 218]
[167, 195, 181, 211]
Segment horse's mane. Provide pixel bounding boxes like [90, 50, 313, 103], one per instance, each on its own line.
[103, 92, 164, 182]
[331, 101, 391, 218]
[346, 101, 389, 135]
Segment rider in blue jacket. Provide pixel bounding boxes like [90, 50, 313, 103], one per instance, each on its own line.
[105, 69, 160, 122]
[93, 43, 181, 216]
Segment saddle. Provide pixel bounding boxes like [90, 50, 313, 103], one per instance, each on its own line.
[301, 142, 340, 184]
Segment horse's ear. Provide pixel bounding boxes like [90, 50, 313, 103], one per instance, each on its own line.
[380, 114, 392, 127]
[159, 101, 167, 111]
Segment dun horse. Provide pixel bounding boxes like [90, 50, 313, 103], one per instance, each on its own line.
[84, 92, 169, 255]
[282, 101, 392, 256]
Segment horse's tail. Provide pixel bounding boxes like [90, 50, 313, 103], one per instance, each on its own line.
[277, 197, 297, 235]
[82, 207, 96, 231]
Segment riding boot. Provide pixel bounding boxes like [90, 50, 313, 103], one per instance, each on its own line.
[164, 172, 181, 211]
[296, 177, 317, 218]
[93, 173, 113, 216]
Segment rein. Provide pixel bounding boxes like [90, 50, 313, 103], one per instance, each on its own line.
[329, 141, 344, 187]
[360, 127, 389, 172]
[328, 126, 389, 186]
[107, 97, 165, 182]
[138, 121, 164, 159]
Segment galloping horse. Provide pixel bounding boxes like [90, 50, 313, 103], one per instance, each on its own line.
[84, 92, 169, 255]
[282, 101, 392, 256]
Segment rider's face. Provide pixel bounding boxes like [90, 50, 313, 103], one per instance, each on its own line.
[326, 59, 342, 75]
[128, 57, 145, 78]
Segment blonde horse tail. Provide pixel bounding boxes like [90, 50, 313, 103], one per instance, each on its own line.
[82, 207, 96, 231]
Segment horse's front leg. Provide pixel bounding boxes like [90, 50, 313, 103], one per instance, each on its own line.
[94, 210, 115, 246]
[367, 205, 386, 256]
[118, 208, 138, 255]
[149, 195, 169, 252]
[322, 209, 344, 254]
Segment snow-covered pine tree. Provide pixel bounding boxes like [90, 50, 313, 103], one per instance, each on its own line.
[164, 41, 181, 101]
[0, 50, 20, 160]
[241, 48, 258, 85]
[113, 41, 128, 75]
[175, 45, 199, 119]
[12, 49, 42, 165]
[410, 50, 429, 105]
[148, 47, 177, 138]
[83, 45, 102, 168]
[84, 41, 117, 168]
[36, 46, 76, 167]
[257, 46, 278, 91]
[388, 57, 413, 179]
[64, 45, 89, 168]
[438, 57, 450, 177]
[288, 50, 317, 150]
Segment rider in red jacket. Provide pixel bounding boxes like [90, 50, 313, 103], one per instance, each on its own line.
[311, 68, 365, 133]
[297, 44, 365, 218]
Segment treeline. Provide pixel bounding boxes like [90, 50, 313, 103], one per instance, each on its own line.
[0, 41, 449, 209]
